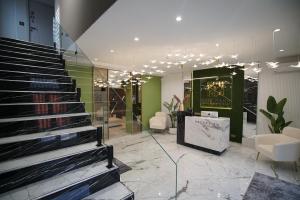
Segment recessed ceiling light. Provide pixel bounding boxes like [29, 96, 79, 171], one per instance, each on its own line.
[279, 49, 285, 52]
[166, 65, 171, 68]
[193, 64, 198, 68]
[110, 49, 115, 53]
[274, 28, 280, 32]
[152, 66, 158, 69]
[134, 37, 140, 41]
[215, 43, 220, 47]
[160, 61, 165, 64]
[151, 60, 157, 63]
[199, 54, 205, 57]
[176, 16, 182, 22]
[143, 65, 149, 68]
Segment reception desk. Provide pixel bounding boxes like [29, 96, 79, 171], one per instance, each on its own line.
[177, 112, 230, 155]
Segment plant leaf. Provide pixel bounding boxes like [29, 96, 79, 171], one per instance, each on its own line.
[268, 125, 274, 133]
[259, 109, 273, 121]
[284, 121, 293, 127]
[267, 96, 277, 113]
[276, 98, 287, 113]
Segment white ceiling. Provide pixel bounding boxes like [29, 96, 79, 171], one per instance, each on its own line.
[76, 0, 300, 77]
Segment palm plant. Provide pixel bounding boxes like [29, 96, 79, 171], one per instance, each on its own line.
[259, 96, 292, 133]
[163, 96, 180, 128]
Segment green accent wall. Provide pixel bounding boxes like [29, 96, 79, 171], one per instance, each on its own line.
[65, 62, 93, 113]
[141, 76, 161, 130]
[193, 68, 244, 143]
[125, 84, 133, 133]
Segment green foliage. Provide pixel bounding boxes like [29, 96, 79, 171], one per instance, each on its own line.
[163, 97, 180, 128]
[259, 96, 292, 133]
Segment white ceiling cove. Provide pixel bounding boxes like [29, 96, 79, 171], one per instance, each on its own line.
[76, 0, 300, 76]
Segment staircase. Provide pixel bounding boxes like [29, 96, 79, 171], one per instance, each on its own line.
[0, 37, 134, 200]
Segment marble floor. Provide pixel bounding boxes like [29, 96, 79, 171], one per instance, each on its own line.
[106, 132, 300, 200]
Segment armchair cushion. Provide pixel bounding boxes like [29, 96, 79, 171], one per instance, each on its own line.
[149, 112, 168, 130]
[255, 127, 300, 162]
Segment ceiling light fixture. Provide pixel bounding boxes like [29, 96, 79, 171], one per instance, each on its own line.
[176, 16, 182, 22]
[274, 28, 280, 32]
[151, 60, 157, 63]
[231, 54, 238, 59]
[266, 62, 279, 68]
[215, 43, 220, 47]
[289, 61, 300, 68]
[143, 65, 149, 68]
[110, 49, 115, 53]
[193, 64, 197, 68]
[166, 65, 171, 68]
[134, 37, 140, 41]
[279, 49, 285, 52]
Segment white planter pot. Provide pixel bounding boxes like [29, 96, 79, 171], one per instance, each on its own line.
[169, 127, 177, 134]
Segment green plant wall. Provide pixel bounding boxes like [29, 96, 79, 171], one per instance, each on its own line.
[193, 68, 244, 143]
[65, 62, 93, 113]
[141, 76, 161, 130]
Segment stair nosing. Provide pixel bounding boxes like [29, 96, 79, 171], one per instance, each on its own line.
[0, 43, 60, 57]
[0, 90, 76, 94]
[0, 69, 70, 78]
[0, 48, 60, 61]
[0, 112, 90, 123]
[0, 55, 63, 65]
[0, 61, 65, 71]
[0, 142, 103, 173]
[0, 78, 72, 84]
[0, 38, 56, 51]
[0, 102, 82, 106]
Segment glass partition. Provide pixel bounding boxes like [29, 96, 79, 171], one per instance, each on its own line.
[53, 18, 178, 199]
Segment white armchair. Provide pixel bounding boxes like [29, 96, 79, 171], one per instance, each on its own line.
[255, 127, 300, 170]
[149, 112, 168, 131]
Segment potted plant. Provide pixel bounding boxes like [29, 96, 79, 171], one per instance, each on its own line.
[259, 96, 292, 133]
[163, 95, 180, 134]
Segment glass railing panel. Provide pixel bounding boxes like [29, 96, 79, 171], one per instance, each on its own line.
[53, 17, 178, 199]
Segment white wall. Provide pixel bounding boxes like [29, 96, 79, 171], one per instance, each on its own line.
[161, 72, 191, 113]
[257, 68, 300, 134]
[0, 0, 29, 41]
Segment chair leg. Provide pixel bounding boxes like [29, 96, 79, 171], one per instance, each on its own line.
[294, 162, 298, 172]
[256, 152, 260, 160]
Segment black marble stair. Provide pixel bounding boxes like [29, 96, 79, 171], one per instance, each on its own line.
[0, 144, 109, 193]
[0, 37, 57, 54]
[0, 160, 119, 200]
[0, 61, 66, 75]
[0, 79, 74, 91]
[0, 70, 71, 83]
[0, 126, 98, 161]
[0, 113, 92, 137]
[0, 90, 78, 103]
[0, 37, 133, 200]
[0, 102, 85, 118]
[0, 43, 61, 58]
[0, 55, 64, 68]
[0, 49, 61, 63]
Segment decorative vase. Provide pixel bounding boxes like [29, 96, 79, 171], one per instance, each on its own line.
[169, 127, 177, 134]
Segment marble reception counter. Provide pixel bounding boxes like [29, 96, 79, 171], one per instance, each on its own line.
[177, 113, 230, 155]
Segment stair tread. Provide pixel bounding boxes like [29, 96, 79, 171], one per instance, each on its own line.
[0, 102, 81, 106]
[0, 160, 116, 200]
[0, 141, 99, 173]
[82, 182, 133, 200]
[0, 90, 76, 94]
[0, 78, 72, 84]
[0, 125, 96, 145]
[0, 69, 69, 77]
[0, 43, 60, 57]
[0, 113, 89, 123]
[0, 38, 56, 51]
[0, 61, 65, 71]
[0, 55, 63, 65]
[0, 48, 60, 61]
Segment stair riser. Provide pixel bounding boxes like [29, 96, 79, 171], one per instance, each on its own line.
[0, 49, 61, 63]
[37, 168, 120, 200]
[0, 62, 65, 75]
[0, 71, 71, 83]
[123, 195, 135, 200]
[0, 56, 63, 67]
[0, 44, 61, 59]
[0, 38, 57, 54]
[0, 103, 84, 118]
[0, 129, 97, 162]
[0, 115, 91, 138]
[0, 80, 74, 91]
[0, 92, 78, 103]
[0, 145, 108, 194]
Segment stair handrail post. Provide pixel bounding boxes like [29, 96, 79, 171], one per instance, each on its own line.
[107, 145, 114, 168]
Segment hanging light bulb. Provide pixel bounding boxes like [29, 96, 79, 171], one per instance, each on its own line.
[266, 62, 279, 68]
